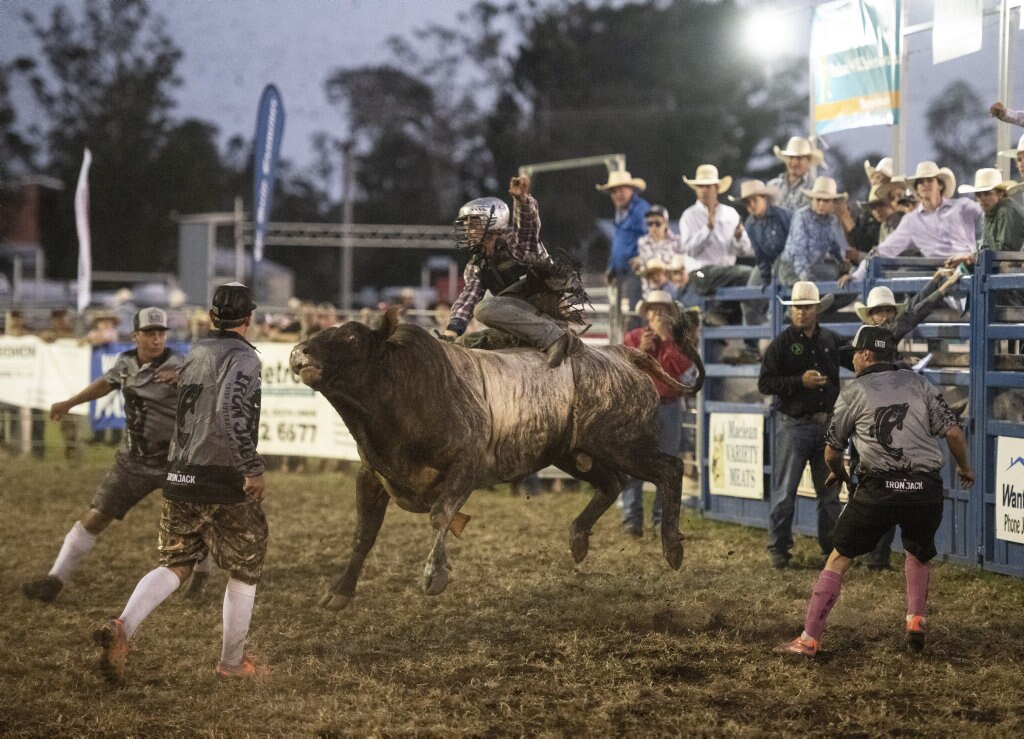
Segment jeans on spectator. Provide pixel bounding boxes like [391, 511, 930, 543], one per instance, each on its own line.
[687, 265, 757, 350]
[768, 412, 841, 558]
[745, 268, 770, 327]
[776, 258, 842, 286]
[622, 400, 683, 529]
[610, 270, 644, 332]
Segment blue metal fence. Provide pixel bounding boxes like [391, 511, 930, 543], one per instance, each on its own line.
[694, 253, 1024, 577]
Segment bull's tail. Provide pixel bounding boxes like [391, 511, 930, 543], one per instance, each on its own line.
[624, 342, 704, 398]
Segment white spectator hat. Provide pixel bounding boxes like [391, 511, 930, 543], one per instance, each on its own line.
[800, 176, 848, 200]
[958, 167, 1014, 194]
[635, 290, 680, 317]
[773, 136, 825, 166]
[642, 257, 669, 275]
[998, 133, 1024, 158]
[907, 161, 956, 196]
[854, 287, 908, 324]
[595, 169, 647, 192]
[682, 164, 732, 194]
[864, 157, 894, 180]
[739, 179, 775, 201]
[778, 281, 835, 311]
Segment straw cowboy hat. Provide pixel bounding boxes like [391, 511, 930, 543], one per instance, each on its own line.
[642, 257, 669, 276]
[739, 179, 778, 201]
[800, 176, 847, 201]
[666, 254, 688, 272]
[860, 183, 890, 207]
[773, 136, 825, 166]
[958, 167, 1015, 194]
[998, 133, 1024, 158]
[864, 157, 894, 180]
[683, 164, 732, 194]
[595, 169, 647, 192]
[635, 289, 680, 318]
[854, 286, 907, 324]
[907, 161, 956, 195]
[777, 280, 835, 311]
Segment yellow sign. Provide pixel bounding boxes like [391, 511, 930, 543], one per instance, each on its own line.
[709, 413, 764, 499]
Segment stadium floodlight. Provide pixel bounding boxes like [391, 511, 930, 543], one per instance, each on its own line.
[744, 8, 799, 58]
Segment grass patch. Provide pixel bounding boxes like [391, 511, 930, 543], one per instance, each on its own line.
[2, 456, 1023, 735]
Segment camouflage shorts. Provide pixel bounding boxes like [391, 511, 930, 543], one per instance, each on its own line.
[158, 498, 269, 584]
[90, 453, 166, 520]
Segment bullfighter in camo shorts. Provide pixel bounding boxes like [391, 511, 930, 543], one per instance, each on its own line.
[22, 307, 195, 603]
[94, 283, 269, 683]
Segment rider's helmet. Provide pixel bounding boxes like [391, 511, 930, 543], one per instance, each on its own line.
[453, 197, 510, 252]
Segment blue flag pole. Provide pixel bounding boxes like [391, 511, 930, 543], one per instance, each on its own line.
[252, 84, 285, 272]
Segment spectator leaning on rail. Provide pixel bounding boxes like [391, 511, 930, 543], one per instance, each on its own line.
[775, 177, 851, 286]
[956, 168, 1024, 252]
[94, 283, 269, 683]
[775, 326, 973, 659]
[843, 161, 981, 285]
[767, 136, 824, 211]
[22, 308, 184, 604]
[758, 281, 843, 570]
[599, 169, 650, 332]
[619, 291, 697, 537]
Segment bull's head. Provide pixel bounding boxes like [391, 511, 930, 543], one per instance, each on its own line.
[289, 308, 403, 392]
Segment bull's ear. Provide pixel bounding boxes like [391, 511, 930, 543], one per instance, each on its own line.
[377, 305, 402, 339]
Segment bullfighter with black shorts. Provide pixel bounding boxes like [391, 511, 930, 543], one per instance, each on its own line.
[94, 283, 269, 683]
[775, 326, 974, 658]
[22, 307, 184, 604]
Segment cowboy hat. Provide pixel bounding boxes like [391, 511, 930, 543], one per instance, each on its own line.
[860, 183, 891, 207]
[596, 169, 647, 192]
[773, 136, 825, 166]
[853, 286, 908, 324]
[778, 281, 835, 311]
[739, 179, 778, 201]
[907, 161, 956, 195]
[683, 164, 732, 194]
[800, 176, 847, 201]
[642, 257, 669, 275]
[666, 254, 688, 272]
[998, 133, 1024, 158]
[635, 289, 680, 318]
[958, 167, 1014, 194]
[863, 157, 894, 180]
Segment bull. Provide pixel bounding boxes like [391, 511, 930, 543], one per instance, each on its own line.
[289, 309, 704, 609]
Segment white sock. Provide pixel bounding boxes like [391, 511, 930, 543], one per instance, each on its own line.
[221, 579, 257, 667]
[194, 552, 213, 575]
[119, 567, 181, 639]
[48, 521, 98, 583]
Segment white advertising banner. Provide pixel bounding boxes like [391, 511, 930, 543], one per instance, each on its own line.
[932, 0, 983, 65]
[256, 342, 359, 460]
[994, 436, 1024, 544]
[0, 337, 90, 413]
[708, 413, 764, 499]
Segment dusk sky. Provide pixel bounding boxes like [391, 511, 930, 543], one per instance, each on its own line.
[2, 0, 1022, 184]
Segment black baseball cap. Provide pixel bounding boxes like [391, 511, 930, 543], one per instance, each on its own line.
[840, 326, 897, 359]
[211, 282, 257, 321]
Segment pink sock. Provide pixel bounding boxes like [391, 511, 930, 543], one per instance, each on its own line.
[904, 554, 930, 617]
[803, 570, 843, 640]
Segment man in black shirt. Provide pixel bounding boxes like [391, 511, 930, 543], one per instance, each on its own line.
[758, 281, 843, 568]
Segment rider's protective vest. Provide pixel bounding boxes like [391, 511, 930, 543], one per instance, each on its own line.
[473, 243, 530, 295]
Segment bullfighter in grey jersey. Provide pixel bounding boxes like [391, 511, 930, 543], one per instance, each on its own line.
[775, 326, 974, 658]
[22, 308, 183, 604]
[94, 284, 269, 683]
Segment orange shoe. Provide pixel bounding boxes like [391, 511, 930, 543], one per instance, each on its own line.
[93, 618, 130, 684]
[905, 615, 926, 652]
[774, 634, 819, 658]
[216, 656, 270, 679]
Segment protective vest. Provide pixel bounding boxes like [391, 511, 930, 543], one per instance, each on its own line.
[473, 243, 529, 295]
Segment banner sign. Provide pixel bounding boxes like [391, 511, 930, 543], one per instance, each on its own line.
[709, 413, 764, 499]
[810, 0, 901, 134]
[74, 148, 93, 313]
[933, 0, 983, 65]
[995, 436, 1024, 544]
[252, 84, 285, 263]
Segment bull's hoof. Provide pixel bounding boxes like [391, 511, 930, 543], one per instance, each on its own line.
[662, 530, 684, 570]
[569, 526, 590, 563]
[423, 566, 450, 596]
[318, 592, 352, 610]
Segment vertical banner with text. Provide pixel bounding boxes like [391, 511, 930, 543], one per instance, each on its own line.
[708, 413, 765, 499]
[252, 84, 285, 263]
[994, 436, 1024, 544]
[811, 0, 901, 135]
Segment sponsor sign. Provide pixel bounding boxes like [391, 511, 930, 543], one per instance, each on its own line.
[995, 436, 1024, 544]
[252, 84, 285, 263]
[708, 413, 764, 499]
[810, 0, 901, 134]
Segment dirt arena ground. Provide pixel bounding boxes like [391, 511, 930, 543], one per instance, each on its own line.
[2, 453, 1023, 736]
